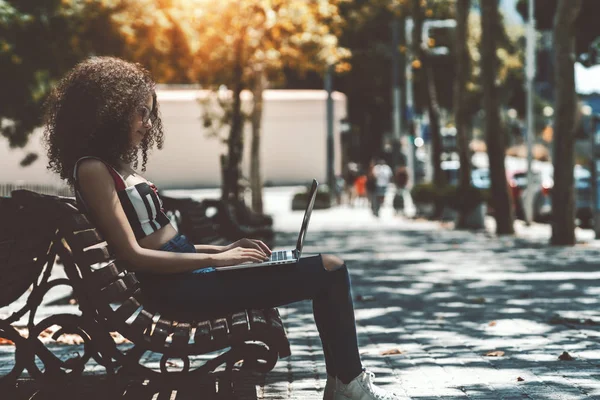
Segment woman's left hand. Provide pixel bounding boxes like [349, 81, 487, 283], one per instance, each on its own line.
[224, 238, 272, 257]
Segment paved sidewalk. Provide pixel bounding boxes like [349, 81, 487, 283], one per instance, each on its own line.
[4, 191, 600, 399]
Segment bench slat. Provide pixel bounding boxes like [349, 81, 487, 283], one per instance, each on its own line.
[83, 246, 113, 265]
[210, 318, 228, 343]
[69, 229, 104, 251]
[100, 274, 138, 303]
[265, 308, 291, 358]
[129, 309, 154, 336]
[151, 317, 172, 347]
[265, 308, 284, 332]
[194, 320, 211, 347]
[249, 309, 268, 332]
[230, 311, 249, 339]
[172, 323, 191, 349]
[91, 263, 121, 289]
[113, 294, 142, 322]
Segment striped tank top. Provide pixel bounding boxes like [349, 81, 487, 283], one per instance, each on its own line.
[73, 157, 173, 240]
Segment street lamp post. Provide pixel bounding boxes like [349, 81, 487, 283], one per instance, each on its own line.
[325, 65, 335, 202]
[391, 19, 403, 171]
[525, 0, 536, 226]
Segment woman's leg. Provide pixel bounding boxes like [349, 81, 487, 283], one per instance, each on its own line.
[146, 254, 363, 383]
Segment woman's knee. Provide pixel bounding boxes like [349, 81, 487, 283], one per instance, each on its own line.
[321, 254, 345, 271]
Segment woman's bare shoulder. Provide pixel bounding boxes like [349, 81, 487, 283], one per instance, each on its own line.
[76, 158, 111, 179]
[76, 159, 116, 194]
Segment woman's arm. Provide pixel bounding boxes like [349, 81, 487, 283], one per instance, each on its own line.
[77, 160, 267, 274]
[194, 244, 226, 253]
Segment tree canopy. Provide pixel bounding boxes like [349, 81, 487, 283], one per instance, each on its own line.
[0, 0, 124, 148]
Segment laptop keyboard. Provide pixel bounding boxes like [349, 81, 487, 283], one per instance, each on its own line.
[270, 250, 289, 262]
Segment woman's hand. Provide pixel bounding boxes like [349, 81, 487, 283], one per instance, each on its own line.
[213, 247, 270, 267]
[224, 238, 272, 257]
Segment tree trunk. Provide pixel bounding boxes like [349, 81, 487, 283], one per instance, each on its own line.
[481, 0, 514, 235]
[411, 0, 444, 216]
[424, 58, 445, 192]
[223, 32, 245, 203]
[454, 0, 472, 229]
[551, 0, 582, 245]
[250, 67, 266, 213]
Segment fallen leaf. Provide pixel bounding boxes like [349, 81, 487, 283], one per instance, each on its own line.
[488, 321, 497, 327]
[484, 350, 505, 357]
[517, 377, 524, 382]
[0, 337, 14, 346]
[472, 297, 486, 304]
[380, 348, 403, 356]
[558, 351, 574, 361]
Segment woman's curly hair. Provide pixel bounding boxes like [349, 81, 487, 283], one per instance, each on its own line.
[44, 56, 164, 186]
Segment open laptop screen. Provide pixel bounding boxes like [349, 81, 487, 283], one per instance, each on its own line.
[295, 179, 319, 257]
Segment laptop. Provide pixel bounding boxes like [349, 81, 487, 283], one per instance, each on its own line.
[217, 179, 319, 271]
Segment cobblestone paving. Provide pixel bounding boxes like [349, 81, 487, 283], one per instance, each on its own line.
[4, 200, 600, 399]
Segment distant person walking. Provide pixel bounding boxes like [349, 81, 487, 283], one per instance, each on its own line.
[344, 162, 359, 206]
[393, 166, 409, 214]
[354, 172, 368, 207]
[371, 159, 393, 217]
[366, 160, 377, 212]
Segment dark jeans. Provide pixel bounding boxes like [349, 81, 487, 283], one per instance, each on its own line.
[137, 233, 363, 383]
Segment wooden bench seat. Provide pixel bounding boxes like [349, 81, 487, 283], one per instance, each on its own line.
[0, 190, 290, 389]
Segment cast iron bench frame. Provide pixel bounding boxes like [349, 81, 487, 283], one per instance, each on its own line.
[0, 190, 290, 393]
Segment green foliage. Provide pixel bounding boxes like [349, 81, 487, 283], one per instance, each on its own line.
[0, 0, 124, 149]
[410, 183, 439, 204]
[291, 185, 331, 210]
[441, 185, 490, 213]
[411, 183, 489, 213]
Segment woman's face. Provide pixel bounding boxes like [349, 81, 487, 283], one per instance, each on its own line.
[130, 94, 155, 148]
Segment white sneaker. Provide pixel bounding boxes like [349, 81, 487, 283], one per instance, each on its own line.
[333, 370, 398, 400]
[324, 374, 337, 400]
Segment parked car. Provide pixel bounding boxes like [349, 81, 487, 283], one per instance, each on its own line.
[532, 165, 595, 227]
[441, 162, 491, 189]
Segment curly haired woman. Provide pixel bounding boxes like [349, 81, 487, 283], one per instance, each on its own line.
[43, 56, 397, 400]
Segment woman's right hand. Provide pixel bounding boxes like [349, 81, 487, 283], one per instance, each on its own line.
[213, 247, 270, 267]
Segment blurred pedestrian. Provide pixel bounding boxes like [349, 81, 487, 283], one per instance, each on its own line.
[335, 174, 345, 206]
[371, 159, 392, 217]
[366, 160, 377, 213]
[344, 162, 359, 206]
[393, 166, 409, 214]
[354, 171, 367, 207]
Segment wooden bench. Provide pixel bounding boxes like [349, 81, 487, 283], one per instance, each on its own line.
[0, 190, 290, 393]
[160, 195, 275, 249]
